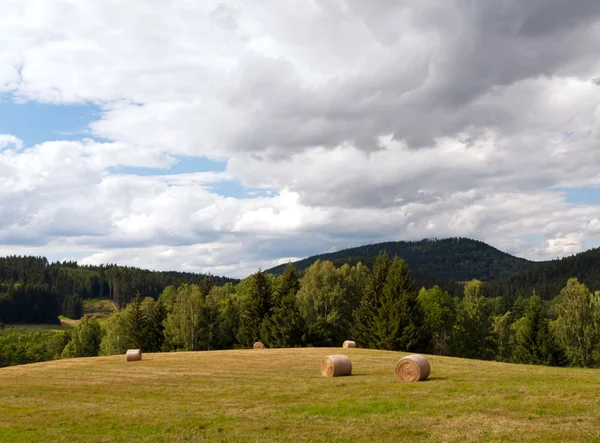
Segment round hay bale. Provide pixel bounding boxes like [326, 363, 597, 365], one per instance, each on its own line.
[394, 354, 430, 382]
[126, 349, 142, 362]
[321, 355, 352, 377]
[253, 341, 266, 349]
[342, 340, 356, 348]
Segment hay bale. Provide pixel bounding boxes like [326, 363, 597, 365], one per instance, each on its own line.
[394, 354, 430, 382]
[321, 355, 352, 377]
[342, 340, 356, 348]
[253, 341, 266, 349]
[126, 349, 142, 362]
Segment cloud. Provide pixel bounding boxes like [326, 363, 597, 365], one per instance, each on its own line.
[0, 1, 599, 277]
[0, 134, 23, 151]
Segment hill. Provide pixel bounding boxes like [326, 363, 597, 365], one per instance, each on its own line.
[1, 348, 598, 442]
[485, 246, 600, 303]
[265, 237, 543, 282]
[0, 256, 238, 324]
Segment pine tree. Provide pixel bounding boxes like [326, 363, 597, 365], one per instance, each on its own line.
[145, 298, 167, 352]
[62, 294, 83, 320]
[236, 270, 272, 347]
[261, 263, 304, 348]
[127, 292, 147, 350]
[372, 257, 425, 351]
[276, 262, 301, 300]
[510, 294, 564, 365]
[352, 252, 389, 347]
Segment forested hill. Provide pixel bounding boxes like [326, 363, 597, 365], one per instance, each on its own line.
[485, 246, 600, 304]
[265, 237, 543, 281]
[0, 256, 237, 324]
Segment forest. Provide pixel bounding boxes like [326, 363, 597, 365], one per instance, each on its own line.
[2, 244, 600, 369]
[265, 237, 543, 281]
[0, 256, 237, 324]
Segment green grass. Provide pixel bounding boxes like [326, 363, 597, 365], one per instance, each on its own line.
[0, 323, 70, 334]
[2, 298, 116, 333]
[82, 299, 117, 320]
[1, 348, 600, 442]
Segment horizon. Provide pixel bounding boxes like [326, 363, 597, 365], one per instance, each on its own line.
[2, 235, 595, 280]
[1, 2, 600, 279]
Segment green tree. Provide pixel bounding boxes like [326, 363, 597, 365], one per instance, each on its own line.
[99, 310, 131, 355]
[553, 278, 600, 367]
[453, 280, 495, 359]
[61, 316, 103, 358]
[296, 260, 355, 346]
[62, 294, 83, 319]
[218, 284, 242, 349]
[126, 292, 147, 350]
[352, 252, 388, 347]
[260, 263, 305, 348]
[144, 297, 167, 352]
[492, 311, 512, 361]
[236, 270, 273, 347]
[510, 295, 564, 365]
[163, 284, 206, 351]
[418, 285, 455, 355]
[274, 262, 301, 300]
[373, 257, 425, 351]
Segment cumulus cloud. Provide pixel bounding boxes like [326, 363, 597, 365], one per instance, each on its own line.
[0, 1, 599, 276]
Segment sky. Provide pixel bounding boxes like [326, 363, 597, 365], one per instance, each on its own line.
[1, 0, 600, 278]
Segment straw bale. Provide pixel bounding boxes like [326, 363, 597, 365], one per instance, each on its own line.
[126, 349, 142, 362]
[394, 354, 430, 382]
[321, 354, 352, 377]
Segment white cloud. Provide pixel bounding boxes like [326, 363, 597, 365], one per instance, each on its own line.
[0, 1, 599, 277]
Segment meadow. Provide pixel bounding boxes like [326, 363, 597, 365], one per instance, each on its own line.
[1, 348, 599, 442]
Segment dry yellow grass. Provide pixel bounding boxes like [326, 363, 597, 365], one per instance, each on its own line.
[1, 348, 600, 442]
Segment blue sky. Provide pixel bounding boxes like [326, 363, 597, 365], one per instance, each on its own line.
[0, 96, 277, 199]
[0, 95, 99, 146]
[561, 187, 600, 205]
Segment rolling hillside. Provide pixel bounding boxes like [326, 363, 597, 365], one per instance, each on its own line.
[485, 246, 600, 302]
[1, 348, 598, 442]
[265, 237, 543, 282]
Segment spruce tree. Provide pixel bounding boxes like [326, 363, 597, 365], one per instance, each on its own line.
[373, 257, 425, 351]
[127, 292, 147, 350]
[352, 252, 389, 347]
[145, 298, 167, 352]
[236, 270, 272, 347]
[261, 263, 305, 348]
[511, 294, 564, 365]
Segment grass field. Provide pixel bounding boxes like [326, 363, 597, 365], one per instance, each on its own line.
[0, 323, 69, 334]
[82, 299, 117, 320]
[2, 298, 116, 333]
[1, 348, 600, 442]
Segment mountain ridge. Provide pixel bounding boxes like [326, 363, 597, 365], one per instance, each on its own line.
[265, 237, 545, 282]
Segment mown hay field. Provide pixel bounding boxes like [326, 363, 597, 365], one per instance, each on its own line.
[1, 348, 599, 442]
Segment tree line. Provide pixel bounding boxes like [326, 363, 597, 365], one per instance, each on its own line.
[5, 252, 599, 369]
[0, 256, 237, 324]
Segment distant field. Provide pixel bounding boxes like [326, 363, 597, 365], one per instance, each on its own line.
[1, 298, 117, 332]
[82, 298, 117, 320]
[1, 348, 599, 442]
[0, 323, 70, 334]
